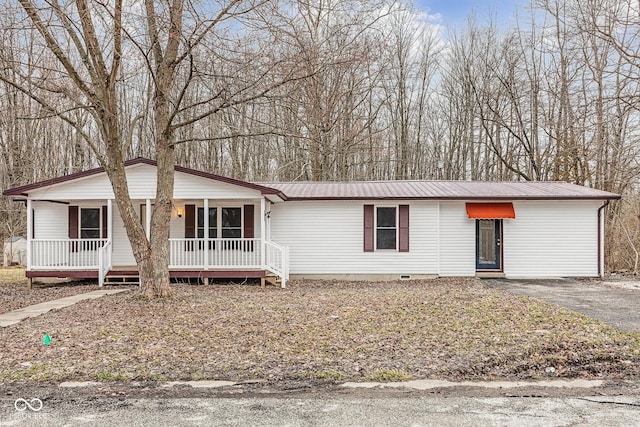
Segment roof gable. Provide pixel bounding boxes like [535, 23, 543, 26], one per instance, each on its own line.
[3, 158, 283, 198]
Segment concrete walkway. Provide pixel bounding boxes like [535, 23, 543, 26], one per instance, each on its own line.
[0, 289, 130, 327]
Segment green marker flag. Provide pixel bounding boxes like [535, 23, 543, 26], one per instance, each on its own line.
[43, 334, 51, 345]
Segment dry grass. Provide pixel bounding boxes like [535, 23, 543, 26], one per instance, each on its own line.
[0, 267, 27, 286]
[1, 278, 640, 384]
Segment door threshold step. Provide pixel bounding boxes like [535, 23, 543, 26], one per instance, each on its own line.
[476, 272, 506, 279]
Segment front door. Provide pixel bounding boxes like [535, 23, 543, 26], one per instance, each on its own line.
[476, 219, 502, 271]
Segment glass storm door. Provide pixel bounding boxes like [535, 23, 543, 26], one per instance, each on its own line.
[476, 219, 502, 270]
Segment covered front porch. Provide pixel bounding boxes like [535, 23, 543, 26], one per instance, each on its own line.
[25, 195, 289, 288]
[8, 158, 290, 287]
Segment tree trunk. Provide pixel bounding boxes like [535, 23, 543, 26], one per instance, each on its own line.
[146, 144, 175, 298]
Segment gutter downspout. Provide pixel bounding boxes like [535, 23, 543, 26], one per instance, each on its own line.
[26, 198, 32, 289]
[597, 200, 610, 277]
[436, 201, 440, 276]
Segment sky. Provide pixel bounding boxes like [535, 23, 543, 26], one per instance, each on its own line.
[414, 0, 526, 29]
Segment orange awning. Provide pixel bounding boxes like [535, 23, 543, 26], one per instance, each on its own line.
[466, 203, 515, 219]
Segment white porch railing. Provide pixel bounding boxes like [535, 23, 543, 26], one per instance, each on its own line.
[30, 239, 109, 269]
[29, 238, 289, 287]
[98, 240, 112, 287]
[168, 238, 262, 269]
[265, 240, 289, 288]
[169, 238, 288, 287]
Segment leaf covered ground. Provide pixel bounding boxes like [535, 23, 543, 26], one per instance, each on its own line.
[1, 278, 640, 385]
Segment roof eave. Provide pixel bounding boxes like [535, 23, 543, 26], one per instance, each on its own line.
[3, 157, 286, 198]
[283, 195, 622, 201]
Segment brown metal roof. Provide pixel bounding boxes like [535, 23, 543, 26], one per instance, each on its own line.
[255, 180, 620, 201]
[2, 157, 619, 201]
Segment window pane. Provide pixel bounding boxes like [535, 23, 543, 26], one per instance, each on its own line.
[209, 208, 217, 225]
[222, 208, 242, 227]
[478, 220, 496, 264]
[222, 228, 241, 238]
[80, 208, 100, 241]
[197, 208, 204, 228]
[209, 208, 218, 239]
[81, 229, 100, 239]
[377, 207, 396, 227]
[198, 208, 218, 239]
[81, 209, 100, 228]
[377, 229, 396, 249]
[209, 208, 217, 238]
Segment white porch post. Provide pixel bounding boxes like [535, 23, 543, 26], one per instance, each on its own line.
[203, 198, 209, 269]
[145, 199, 151, 240]
[260, 197, 266, 269]
[107, 199, 113, 268]
[26, 198, 32, 271]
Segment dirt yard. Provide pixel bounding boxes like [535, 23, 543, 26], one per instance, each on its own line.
[1, 277, 640, 385]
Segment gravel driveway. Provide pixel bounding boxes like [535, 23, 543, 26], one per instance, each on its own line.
[483, 278, 640, 333]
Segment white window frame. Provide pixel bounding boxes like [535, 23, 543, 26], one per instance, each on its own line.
[197, 205, 243, 239]
[375, 205, 398, 250]
[80, 207, 101, 239]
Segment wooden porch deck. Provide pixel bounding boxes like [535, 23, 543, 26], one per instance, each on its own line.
[26, 268, 266, 279]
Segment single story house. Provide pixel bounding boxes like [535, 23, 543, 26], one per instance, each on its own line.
[3, 236, 27, 267]
[3, 158, 620, 287]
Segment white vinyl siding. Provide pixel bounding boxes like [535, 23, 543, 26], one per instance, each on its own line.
[438, 202, 476, 276]
[270, 200, 438, 275]
[111, 204, 136, 266]
[32, 202, 68, 240]
[27, 164, 263, 200]
[503, 201, 600, 277]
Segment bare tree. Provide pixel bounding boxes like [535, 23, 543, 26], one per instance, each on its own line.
[0, 0, 306, 297]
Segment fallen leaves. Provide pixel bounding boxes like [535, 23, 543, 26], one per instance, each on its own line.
[1, 280, 98, 313]
[1, 278, 640, 385]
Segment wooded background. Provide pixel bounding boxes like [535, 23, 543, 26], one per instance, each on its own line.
[1, 0, 639, 273]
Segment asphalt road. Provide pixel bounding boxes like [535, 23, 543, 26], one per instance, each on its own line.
[2, 393, 640, 426]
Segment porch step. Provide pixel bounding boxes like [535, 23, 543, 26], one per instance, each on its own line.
[103, 275, 140, 286]
[263, 275, 281, 287]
